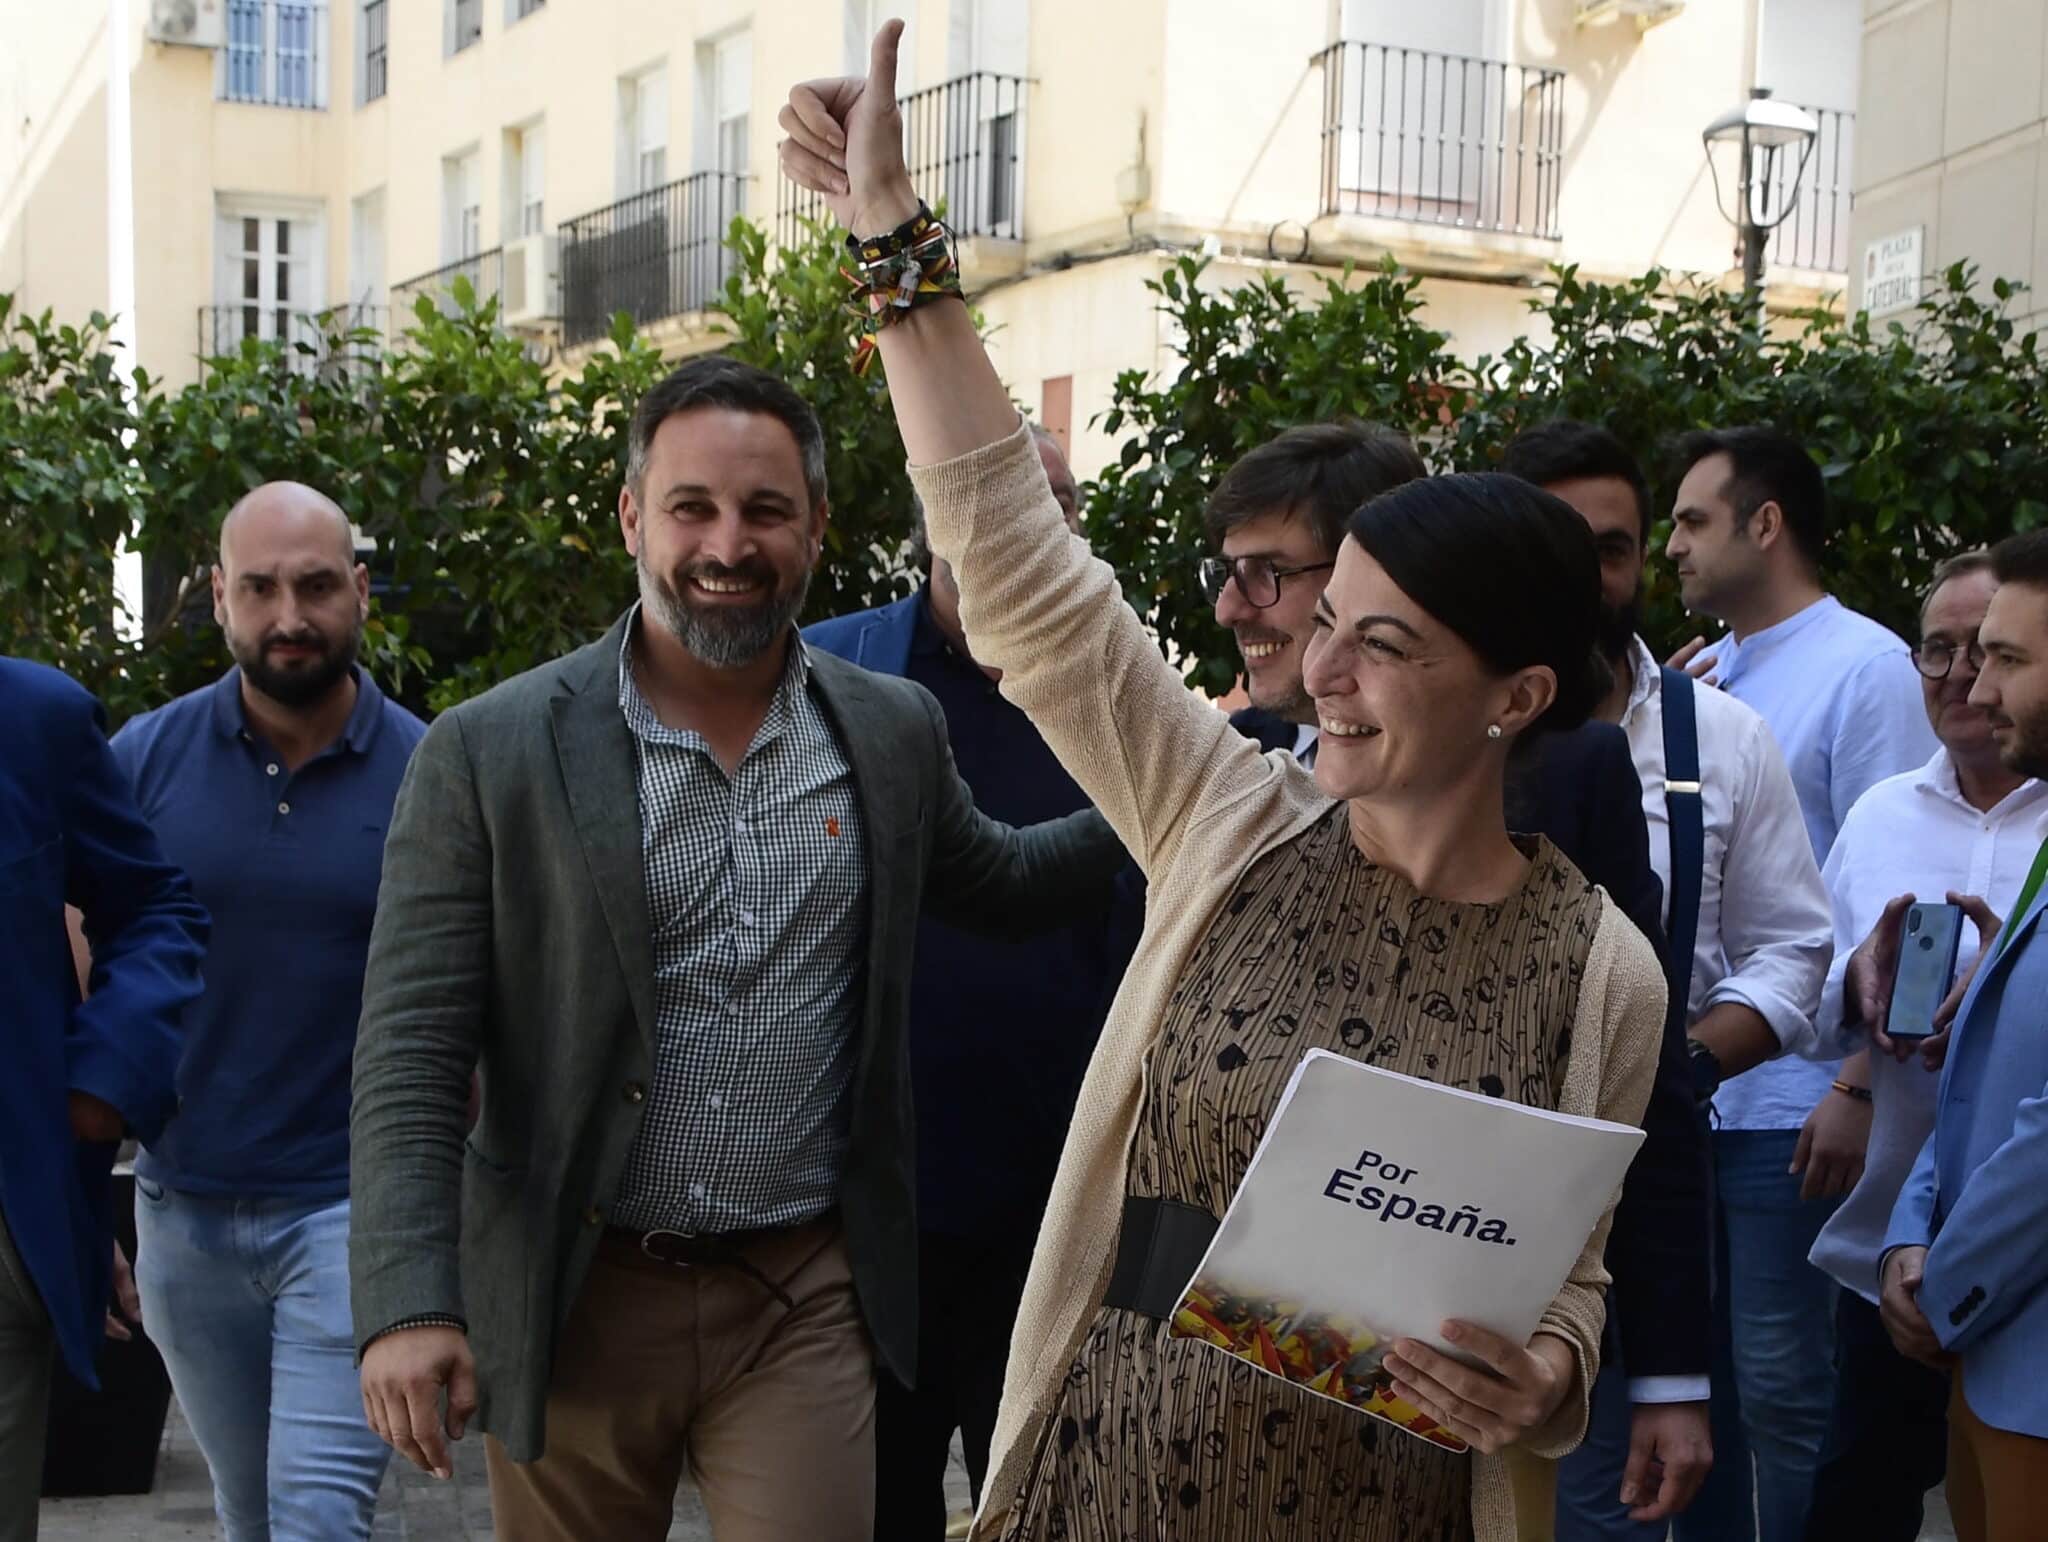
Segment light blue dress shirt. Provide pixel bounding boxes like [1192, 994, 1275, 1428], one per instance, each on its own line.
[1696, 596, 1938, 1130]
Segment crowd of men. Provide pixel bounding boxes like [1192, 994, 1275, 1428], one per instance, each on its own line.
[6, 342, 2048, 1542]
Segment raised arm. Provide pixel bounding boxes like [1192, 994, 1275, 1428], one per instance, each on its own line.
[778, 24, 1287, 877]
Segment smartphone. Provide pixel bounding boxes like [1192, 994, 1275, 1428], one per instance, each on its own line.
[1887, 902, 1965, 1041]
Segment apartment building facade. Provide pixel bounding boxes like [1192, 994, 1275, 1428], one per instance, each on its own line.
[2, 0, 1861, 477]
[1848, 0, 2047, 331]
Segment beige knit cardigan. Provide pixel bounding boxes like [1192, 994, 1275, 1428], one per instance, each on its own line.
[908, 420, 1667, 1542]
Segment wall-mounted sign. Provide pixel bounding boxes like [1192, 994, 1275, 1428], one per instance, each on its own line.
[1862, 227, 1925, 317]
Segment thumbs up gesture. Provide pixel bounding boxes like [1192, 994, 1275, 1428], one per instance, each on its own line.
[778, 19, 921, 236]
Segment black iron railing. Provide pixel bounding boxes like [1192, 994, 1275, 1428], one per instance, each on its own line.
[220, 0, 328, 109]
[1316, 40, 1564, 239]
[362, 0, 388, 101]
[197, 303, 385, 374]
[452, 0, 482, 51]
[560, 172, 747, 346]
[777, 72, 1027, 249]
[1766, 105, 1853, 274]
[391, 248, 506, 322]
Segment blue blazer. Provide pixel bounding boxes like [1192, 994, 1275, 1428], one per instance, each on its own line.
[0, 659, 208, 1385]
[1885, 874, 2048, 1437]
[805, 591, 922, 676]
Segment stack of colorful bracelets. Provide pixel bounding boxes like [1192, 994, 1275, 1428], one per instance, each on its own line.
[840, 203, 963, 375]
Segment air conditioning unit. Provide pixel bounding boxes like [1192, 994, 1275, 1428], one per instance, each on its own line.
[502, 233, 560, 329]
[148, 0, 226, 47]
[1576, 0, 1686, 28]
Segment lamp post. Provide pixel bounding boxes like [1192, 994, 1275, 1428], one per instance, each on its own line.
[1702, 87, 1819, 303]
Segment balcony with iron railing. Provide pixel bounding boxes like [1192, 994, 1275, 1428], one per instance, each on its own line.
[1765, 105, 1854, 275]
[197, 302, 386, 375]
[777, 72, 1027, 250]
[1316, 40, 1565, 241]
[559, 172, 748, 347]
[390, 247, 507, 326]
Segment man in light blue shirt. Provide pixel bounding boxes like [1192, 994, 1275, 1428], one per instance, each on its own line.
[1663, 427, 1935, 1542]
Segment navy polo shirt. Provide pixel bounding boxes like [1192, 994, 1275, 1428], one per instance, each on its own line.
[112, 668, 427, 1199]
[902, 594, 1143, 1241]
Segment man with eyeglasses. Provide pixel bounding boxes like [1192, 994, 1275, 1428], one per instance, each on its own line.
[1799, 550, 2048, 1539]
[1204, 420, 1710, 1539]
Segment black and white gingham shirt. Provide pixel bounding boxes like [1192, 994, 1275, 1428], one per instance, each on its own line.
[609, 614, 868, 1235]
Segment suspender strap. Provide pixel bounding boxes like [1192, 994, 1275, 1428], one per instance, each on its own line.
[1660, 667, 1705, 1040]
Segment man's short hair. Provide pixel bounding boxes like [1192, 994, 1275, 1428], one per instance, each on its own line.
[1669, 426, 1826, 567]
[1920, 549, 1997, 624]
[1498, 420, 1653, 546]
[627, 355, 828, 509]
[1991, 529, 2048, 591]
[1204, 420, 1427, 557]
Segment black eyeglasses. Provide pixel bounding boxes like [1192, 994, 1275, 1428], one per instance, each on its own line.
[1913, 637, 1986, 680]
[1198, 555, 1336, 609]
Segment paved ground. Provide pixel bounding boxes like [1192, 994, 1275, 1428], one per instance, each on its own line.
[39, 1400, 973, 1540]
[41, 1397, 1952, 1540]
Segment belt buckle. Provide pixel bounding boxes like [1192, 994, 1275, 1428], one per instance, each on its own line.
[640, 1228, 698, 1268]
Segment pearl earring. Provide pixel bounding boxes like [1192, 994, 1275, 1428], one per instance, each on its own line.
[1486, 724, 1503, 740]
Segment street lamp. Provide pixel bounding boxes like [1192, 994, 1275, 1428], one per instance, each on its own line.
[1702, 87, 1820, 302]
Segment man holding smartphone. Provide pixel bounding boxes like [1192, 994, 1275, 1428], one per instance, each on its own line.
[1869, 530, 2048, 1540]
[1801, 551, 2047, 1539]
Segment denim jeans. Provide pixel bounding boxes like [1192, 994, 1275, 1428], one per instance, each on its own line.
[134, 1185, 389, 1541]
[1674, 1129, 1841, 1542]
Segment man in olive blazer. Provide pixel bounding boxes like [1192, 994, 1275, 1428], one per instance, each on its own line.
[349, 358, 1124, 1540]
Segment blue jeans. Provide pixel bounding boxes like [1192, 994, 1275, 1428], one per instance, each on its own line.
[1674, 1129, 1841, 1542]
[134, 1185, 389, 1541]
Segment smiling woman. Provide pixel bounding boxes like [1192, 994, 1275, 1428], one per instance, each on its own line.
[777, 29, 1666, 1540]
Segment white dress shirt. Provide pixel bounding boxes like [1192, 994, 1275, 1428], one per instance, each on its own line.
[1691, 600, 1933, 1131]
[1616, 636, 1835, 1122]
[1806, 753, 2048, 1301]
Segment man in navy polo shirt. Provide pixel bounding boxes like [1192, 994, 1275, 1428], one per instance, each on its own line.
[807, 428, 1143, 1539]
[113, 483, 425, 1540]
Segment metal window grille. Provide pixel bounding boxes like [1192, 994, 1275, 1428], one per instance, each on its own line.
[1764, 106, 1854, 274]
[559, 171, 745, 346]
[220, 0, 328, 108]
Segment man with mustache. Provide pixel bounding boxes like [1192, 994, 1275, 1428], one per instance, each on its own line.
[108, 483, 426, 1538]
[350, 355, 1126, 1540]
[1503, 422, 1833, 1541]
[1870, 528, 2048, 1541]
[1209, 420, 1713, 1536]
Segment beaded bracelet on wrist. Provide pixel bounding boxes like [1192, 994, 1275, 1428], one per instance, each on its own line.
[840, 202, 964, 375]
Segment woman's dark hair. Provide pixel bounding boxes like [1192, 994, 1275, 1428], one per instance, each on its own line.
[1345, 472, 1610, 742]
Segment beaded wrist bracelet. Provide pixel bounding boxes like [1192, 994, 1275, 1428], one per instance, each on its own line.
[841, 202, 964, 375]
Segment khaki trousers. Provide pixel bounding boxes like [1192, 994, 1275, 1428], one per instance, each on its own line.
[485, 1216, 875, 1542]
[1947, 1368, 2048, 1542]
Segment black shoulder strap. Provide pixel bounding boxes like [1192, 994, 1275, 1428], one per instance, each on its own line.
[1660, 667, 1705, 1040]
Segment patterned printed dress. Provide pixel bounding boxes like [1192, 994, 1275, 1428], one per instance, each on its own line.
[999, 804, 1604, 1542]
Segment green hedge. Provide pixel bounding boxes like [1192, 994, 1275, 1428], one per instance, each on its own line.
[5, 233, 2041, 720]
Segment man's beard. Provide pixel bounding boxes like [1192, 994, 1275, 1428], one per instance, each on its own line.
[1597, 590, 1642, 662]
[229, 622, 360, 707]
[1997, 700, 2048, 780]
[639, 549, 811, 670]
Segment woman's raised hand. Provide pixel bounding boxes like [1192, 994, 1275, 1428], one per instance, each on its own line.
[777, 20, 920, 236]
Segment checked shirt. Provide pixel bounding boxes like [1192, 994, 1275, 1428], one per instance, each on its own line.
[609, 614, 868, 1236]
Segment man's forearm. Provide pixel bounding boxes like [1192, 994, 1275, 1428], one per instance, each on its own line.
[1689, 1001, 1778, 1079]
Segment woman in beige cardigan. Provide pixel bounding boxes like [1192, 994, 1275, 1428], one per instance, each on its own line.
[781, 29, 1664, 1541]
